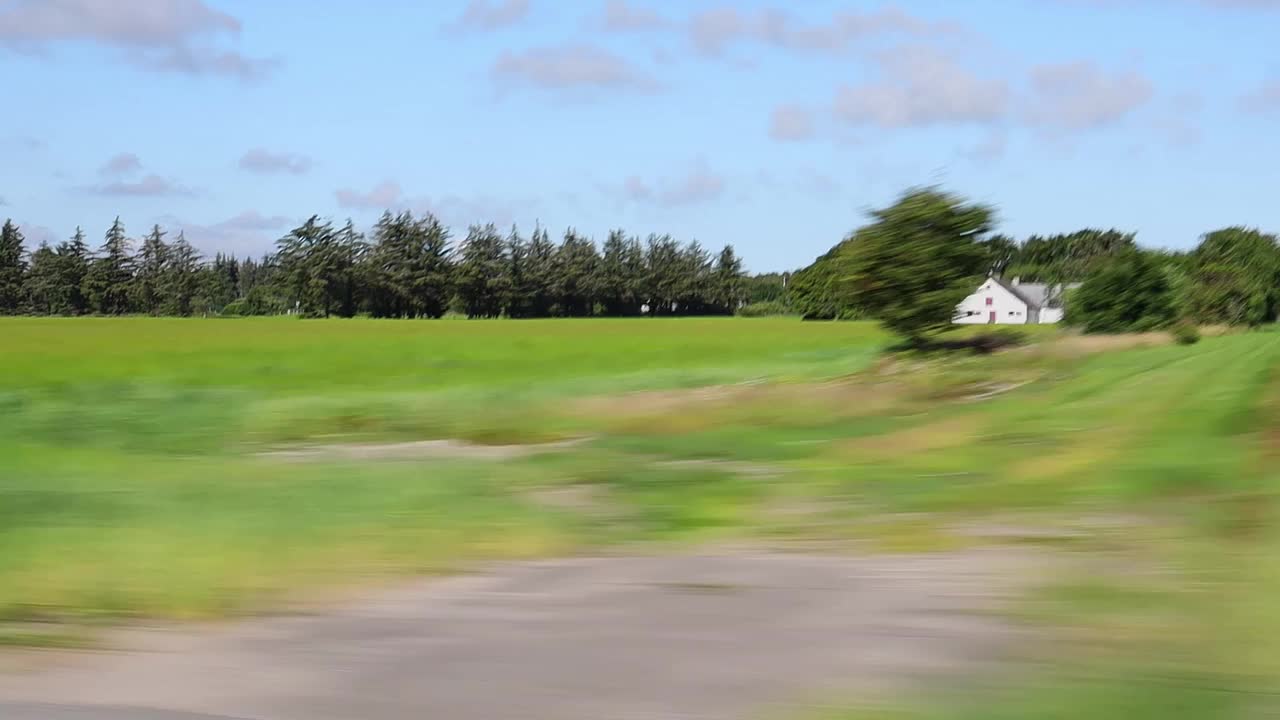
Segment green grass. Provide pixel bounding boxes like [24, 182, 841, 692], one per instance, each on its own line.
[4, 317, 1280, 719]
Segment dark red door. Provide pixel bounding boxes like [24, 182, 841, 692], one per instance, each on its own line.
[989, 311, 997, 324]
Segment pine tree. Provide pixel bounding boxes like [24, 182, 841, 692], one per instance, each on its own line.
[713, 244, 746, 314]
[622, 236, 647, 316]
[598, 229, 631, 317]
[644, 234, 681, 315]
[133, 225, 170, 315]
[57, 227, 92, 315]
[455, 224, 510, 318]
[275, 217, 364, 318]
[23, 242, 61, 314]
[0, 220, 27, 313]
[675, 241, 713, 315]
[364, 211, 452, 318]
[161, 232, 201, 316]
[505, 226, 534, 319]
[553, 229, 600, 317]
[83, 218, 135, 315]
[525, 225, 556, 318]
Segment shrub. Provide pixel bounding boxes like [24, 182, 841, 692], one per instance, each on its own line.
[1173, 321, 1201, 345]
[736, 301, 794, 318]
[1071, 250, 1177, 334]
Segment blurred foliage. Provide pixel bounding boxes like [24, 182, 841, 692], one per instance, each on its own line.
[1068, 250, 1177, 333]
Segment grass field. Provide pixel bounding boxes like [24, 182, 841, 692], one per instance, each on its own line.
[2, 317, 1278, 717]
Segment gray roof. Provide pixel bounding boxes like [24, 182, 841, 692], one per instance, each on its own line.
[994, 277, 1080, 310]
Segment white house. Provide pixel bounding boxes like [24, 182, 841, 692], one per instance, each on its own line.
[954, 276, 1076, 325]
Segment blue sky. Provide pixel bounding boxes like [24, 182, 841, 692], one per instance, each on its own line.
[1, 0, 1279, 272]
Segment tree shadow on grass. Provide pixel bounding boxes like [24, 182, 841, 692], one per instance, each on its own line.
[889, 330, 1029, 356]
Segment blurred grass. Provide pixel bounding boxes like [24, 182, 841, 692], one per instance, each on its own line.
[4, 317, 1280, 720]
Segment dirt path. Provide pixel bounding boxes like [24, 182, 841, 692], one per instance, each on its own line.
[0, 549, 1039, 720]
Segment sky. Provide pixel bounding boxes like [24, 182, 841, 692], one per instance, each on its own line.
[1, 0, 1279, 272]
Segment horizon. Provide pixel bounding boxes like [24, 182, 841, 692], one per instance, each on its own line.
[2, 0, 1279, 273]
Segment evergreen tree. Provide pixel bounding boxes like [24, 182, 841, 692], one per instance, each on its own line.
[643, 234, 681, 315]
[553, 229, 600, 317]
[161, 232, 201, 316]
[525, 225, 557, 318]
[333, 220, 367, 317]
[57, 227, 92, 315]
[455, 224, 510, 318]
[23, 242, 61, 315]
[505, 226, 535, 319]
[0, 220, 27, 313]
[133, 225, 170, 315]
[364, 211, 452, 318]
[713, 244, 746, 314]
[675, 241, 713, 315]
[83, 218, 136, 315]
[622, 236, 647, 316]
[598, 229, 632, 317]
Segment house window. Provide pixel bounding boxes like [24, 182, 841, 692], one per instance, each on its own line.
[985, 297, 993, 306]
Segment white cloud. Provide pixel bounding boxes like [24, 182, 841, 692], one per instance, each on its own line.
[239, 148, 312, 175]
[689, 6, 964, 57]
[1241, 78, 1280, 113]
[492, 44, 659, 94]
[161, 210, 296, 256]
[455, 0, 530, 31]
[835, 47, 1009, 129]
[599, 0, 669, 31]
[335, 181, 404, 210]
[0, 0, 273, 80]
[1025, 61, 1152, 131]
[616, 162, 726, 207]
[91, 174, 195, 197]
[769, 105, 815, 141]
[100, 152, 142, 176]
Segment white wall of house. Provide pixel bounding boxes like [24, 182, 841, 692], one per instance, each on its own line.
[954, 278, 1030, 325]
[1040, 307, 1065, 324]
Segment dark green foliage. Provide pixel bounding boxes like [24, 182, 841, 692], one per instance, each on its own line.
[674, 241, 713, 315]
[1069, 250, 1177, 333]
[0, 220, 28, 313]
[58, 228, 92, 315]
[842, 188, 994, 340]
[275, 217, 363, 318]
[523, 225, 557, 318]
[553, 230, 600, 317]
[743, 272, 788, 305]
[23, 242, 60, 314]
[83, 218, 135, 315]
[643, 234, 681, 316]
[1187, 227, 1280, 326]
[363, 211, 453, 319]
[1011, 229, 1138, 283]
[736, 300, 793, 317]
[160, 233, 201, 317]
[789, 244, 851, 320]
[133, 225, 169, 315]
[712, 245, 746, 314]
[597, 229, 636, 317]
[982, 234, 1019, 276]
[455, 224, 510, 318]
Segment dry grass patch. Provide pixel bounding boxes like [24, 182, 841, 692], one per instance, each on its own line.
[837, 416, 979, 460]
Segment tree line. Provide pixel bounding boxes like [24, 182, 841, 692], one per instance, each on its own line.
[773, 188, 1280, 338]
[0, 213, 748, 319]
